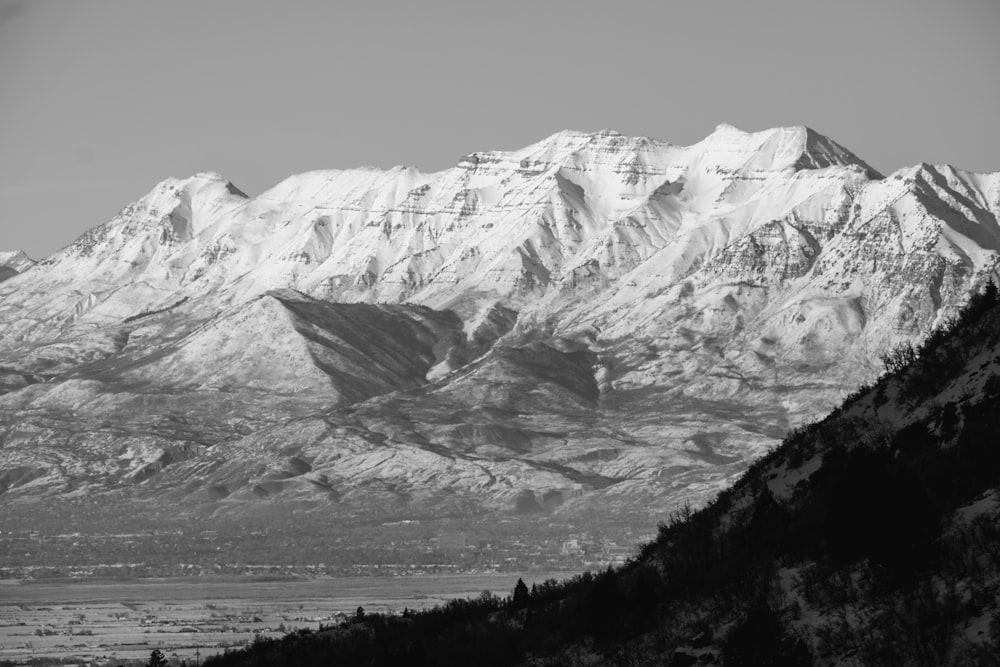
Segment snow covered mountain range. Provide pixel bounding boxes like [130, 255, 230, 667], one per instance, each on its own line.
[1, 124, 998, 522]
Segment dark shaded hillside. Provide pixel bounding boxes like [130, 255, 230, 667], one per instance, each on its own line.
[206, 284, 1000, 667]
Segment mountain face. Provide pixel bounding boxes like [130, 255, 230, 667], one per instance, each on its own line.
[0, 125, 998, 532]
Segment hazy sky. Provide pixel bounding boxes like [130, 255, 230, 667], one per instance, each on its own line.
[2, 0, 998, 259]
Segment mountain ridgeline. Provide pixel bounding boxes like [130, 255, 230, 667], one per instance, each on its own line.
[204, 283, 1000, 666]
[1, 124, 999, 542]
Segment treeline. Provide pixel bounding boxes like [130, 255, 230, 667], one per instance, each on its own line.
[206, 282, 1000, 666]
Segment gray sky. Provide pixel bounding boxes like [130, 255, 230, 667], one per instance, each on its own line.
[2, 0, 998, 259]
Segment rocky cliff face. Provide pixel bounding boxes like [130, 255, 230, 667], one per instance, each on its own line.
[0, 125, 997, 524]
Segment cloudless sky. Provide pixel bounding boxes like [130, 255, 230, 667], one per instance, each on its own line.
[1, 0, 998, 259]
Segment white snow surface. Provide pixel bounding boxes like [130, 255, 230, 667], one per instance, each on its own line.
[1, 124, 995, 360]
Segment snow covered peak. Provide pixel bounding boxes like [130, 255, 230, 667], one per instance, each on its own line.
[797, 126, 882, 178]
[0, 250, 34, 272]
[502, 124, 881, 181]
[133, 172, 248, 223]
[442, 125, 878, 190]
[150, 171, 234, 193]
[881, 162, 1000, 202]
[0, 250, 33, 284]
[709, 122, 746, 135]
[695, 123, 880, 177]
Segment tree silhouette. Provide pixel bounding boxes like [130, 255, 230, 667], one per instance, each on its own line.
[147, 648, 169, 667]
[512, 578, 529, 608]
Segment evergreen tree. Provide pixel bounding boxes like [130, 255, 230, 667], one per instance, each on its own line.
[984, 278, 998, 307]
[512, 578, 529, 608]
[147, 649, 169, 667]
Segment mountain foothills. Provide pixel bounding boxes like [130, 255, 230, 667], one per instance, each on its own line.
[0, 124, 998, 531]
[204, 277, 1000, 666]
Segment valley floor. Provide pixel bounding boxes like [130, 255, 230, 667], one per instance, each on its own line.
[0, 573, 572, 665]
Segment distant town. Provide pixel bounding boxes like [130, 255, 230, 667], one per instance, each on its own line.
[0, 503, 653, 580]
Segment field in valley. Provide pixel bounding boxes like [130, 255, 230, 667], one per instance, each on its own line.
[0, 573, 572, 665]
